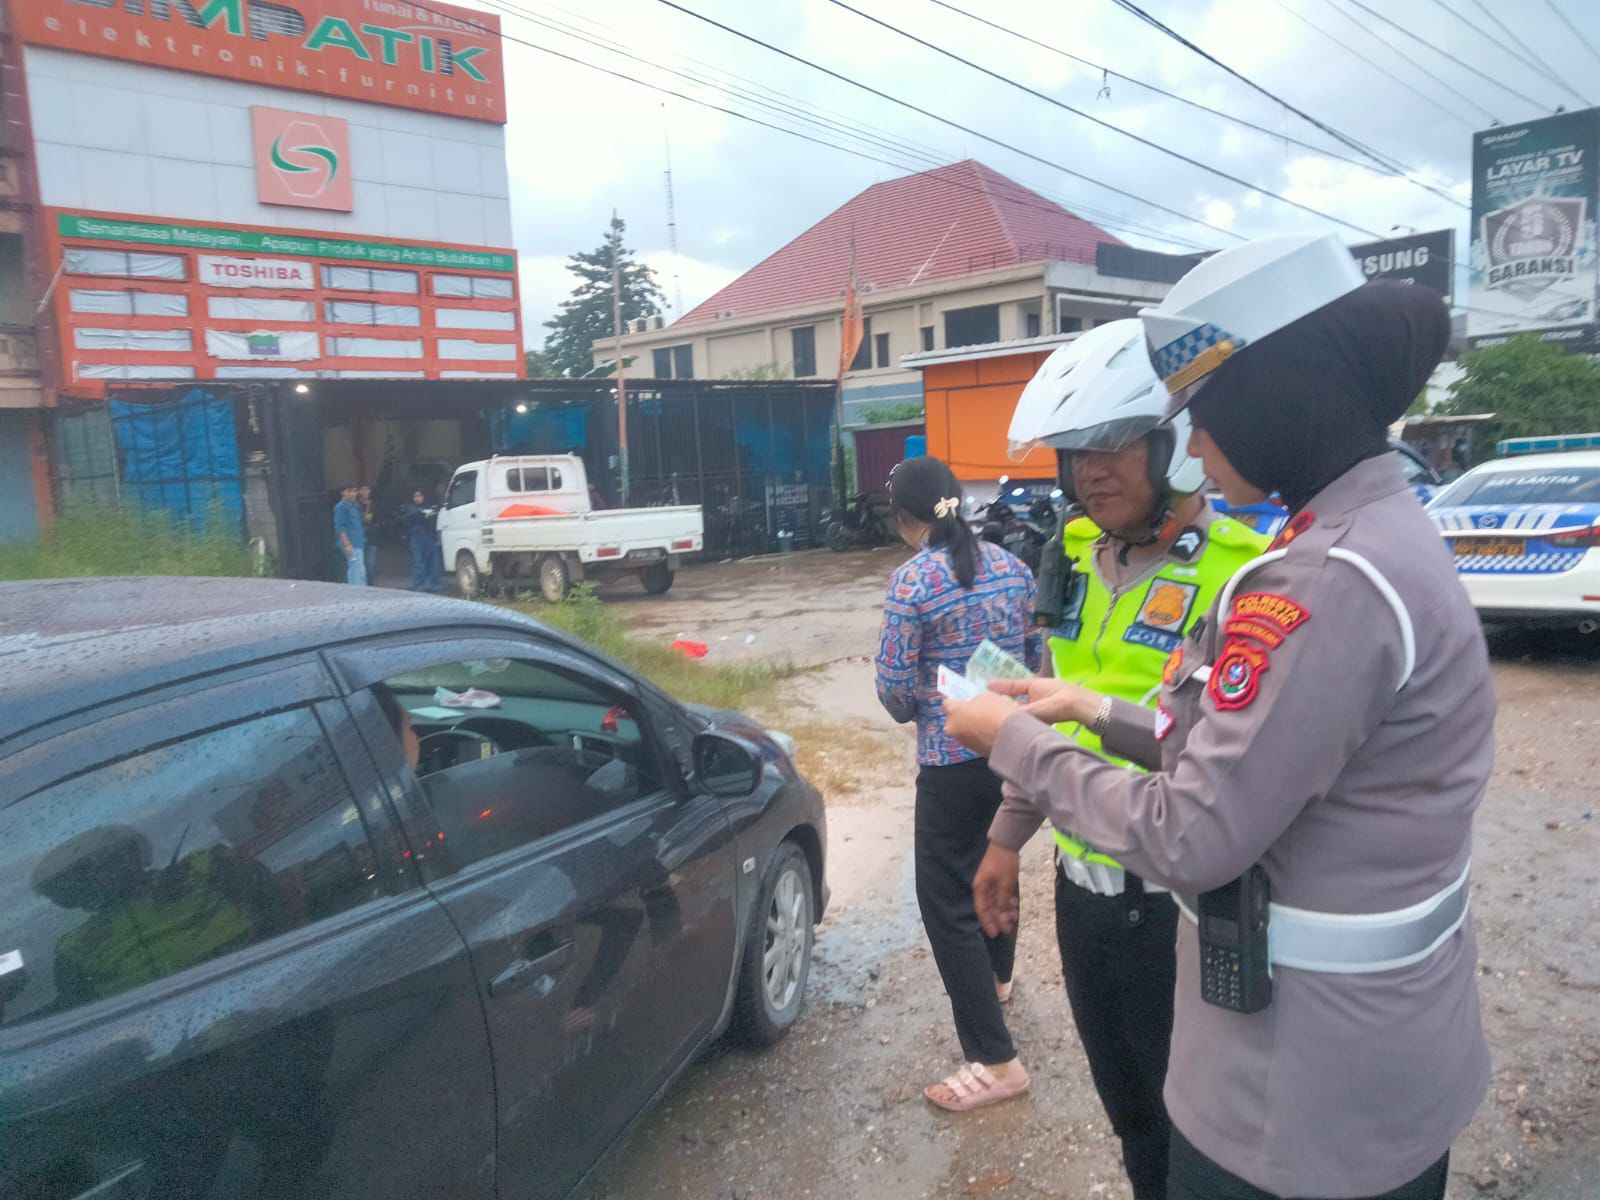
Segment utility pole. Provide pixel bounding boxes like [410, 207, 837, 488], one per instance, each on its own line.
[611, 212, 630, 505]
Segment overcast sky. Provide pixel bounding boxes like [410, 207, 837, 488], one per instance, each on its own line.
[481, 0, 1600, 340]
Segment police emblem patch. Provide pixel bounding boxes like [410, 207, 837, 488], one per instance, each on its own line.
[1124, 578, 1200, 653]
[1209, 640, 1269, 711]
[1162, 647, 1184, 687]
[1154, 704, 1175, 741]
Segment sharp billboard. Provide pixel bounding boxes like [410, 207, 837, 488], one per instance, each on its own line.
[1468, 109, 1600, 353]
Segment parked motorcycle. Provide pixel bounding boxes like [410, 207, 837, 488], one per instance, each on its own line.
[825, 492, 893, 552]
[970, 476, 1058, 574]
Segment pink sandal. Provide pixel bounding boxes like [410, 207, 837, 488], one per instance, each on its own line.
[923, 1062, 1031, 1112]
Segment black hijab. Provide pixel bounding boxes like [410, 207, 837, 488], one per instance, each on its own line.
[1187, 281, 1451, 513]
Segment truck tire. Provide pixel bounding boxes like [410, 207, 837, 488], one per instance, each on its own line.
[538, 554, 572, 604]
[456, 551, 482, 599]
[641, 562, 674, 595]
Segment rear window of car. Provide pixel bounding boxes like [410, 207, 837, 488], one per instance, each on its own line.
[1434, 466, 1600, 506]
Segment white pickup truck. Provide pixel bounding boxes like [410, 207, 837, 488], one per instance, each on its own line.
[437, 454, 703, 601]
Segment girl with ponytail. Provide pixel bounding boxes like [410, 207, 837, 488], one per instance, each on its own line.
[874, 454, 1041, 1111]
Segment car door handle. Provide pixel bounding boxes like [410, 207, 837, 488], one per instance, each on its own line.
[489, 936, 574, 997]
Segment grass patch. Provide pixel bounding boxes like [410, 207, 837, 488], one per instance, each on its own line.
[0, 508, 256, 581]
[777, 716, 900, 801]
[513, 583, 791, 711]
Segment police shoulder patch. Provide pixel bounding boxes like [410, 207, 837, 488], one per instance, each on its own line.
[1269, 509, 1315, 551]
[1207, 591, 1311, 711]
[1208, 639, 1269, 711]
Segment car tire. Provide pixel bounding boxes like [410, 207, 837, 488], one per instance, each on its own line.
[734, 841, 814, 1046]
[538, 554, 572, 604]
[456, 551, 482, 599]
[641, 562, 674, 594]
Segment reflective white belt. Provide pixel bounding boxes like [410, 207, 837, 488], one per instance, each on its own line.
[1056, 846, 1168, 898]
[1174, 861, 1471, 974]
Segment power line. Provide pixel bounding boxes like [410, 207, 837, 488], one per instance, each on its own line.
[652, 0, 1249, 243]
[1314, 0, 1501, 125]
[1543, 0, 1600, 74]
[486, 0, 1218, 250]
[1266, 0, 1479, 128]
[460, 0, 1223, 252]
[1105, 0, 1424, 177]
[922, 0, 1382, 174]
[823, 0, 1401, 232]
[1420, 0, 1549, 86]
[1462, 0, 1589, 106]
[1332, 0, 1558, 115]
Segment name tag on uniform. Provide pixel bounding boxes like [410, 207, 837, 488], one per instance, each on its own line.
[1124, 578, 1200, 653]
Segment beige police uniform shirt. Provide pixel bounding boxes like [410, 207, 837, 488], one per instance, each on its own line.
[987, 454, 1493, 1198]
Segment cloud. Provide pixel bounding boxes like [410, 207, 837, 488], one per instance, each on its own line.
[472, 0, 1600, 340]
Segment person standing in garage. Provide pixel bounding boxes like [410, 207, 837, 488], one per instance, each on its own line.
[874, 454, 1040, 1111]
[948, 235, 1492, 1200]
[400, 489, 443, 594]
[1002, 322, 1267, 1199]
[333, 485, 367, 587]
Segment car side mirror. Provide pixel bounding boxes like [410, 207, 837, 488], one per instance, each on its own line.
[694, 732, 761, 798]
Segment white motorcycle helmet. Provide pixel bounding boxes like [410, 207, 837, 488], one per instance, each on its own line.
[1009, 319, 1206, 503]
[1140, 232, 1367, 414]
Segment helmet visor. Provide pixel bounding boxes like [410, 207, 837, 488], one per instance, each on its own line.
[1048, 414, 1163, 456]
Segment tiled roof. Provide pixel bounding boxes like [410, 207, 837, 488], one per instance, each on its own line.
[677, 160, 1119, 327]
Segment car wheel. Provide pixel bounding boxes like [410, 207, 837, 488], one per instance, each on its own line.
[734, 841, 814, 1045]
[456, 551, 481, 598]
[538, 554, 572, 604]
[641, 562, 674, 594]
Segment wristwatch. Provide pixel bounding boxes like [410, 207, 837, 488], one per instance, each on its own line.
[1090, 696, 1114, 736]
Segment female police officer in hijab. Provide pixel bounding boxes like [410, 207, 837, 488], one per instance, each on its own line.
[944, 234, 1493, 1200]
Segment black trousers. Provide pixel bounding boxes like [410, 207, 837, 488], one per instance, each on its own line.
[1168, 1127, 1449, 1200]
[1056, 864, 1180, 1200]
[914, 759, 1017, 1065]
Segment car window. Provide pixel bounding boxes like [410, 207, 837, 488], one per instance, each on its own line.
[368, 657, 666, 873]
[1399, 452, 1434, 484]
[1435, 465, 1600, 506]
[0, 708, 388, 1027]
[446, 471, 477, 509]
[548, 467, 563, 491]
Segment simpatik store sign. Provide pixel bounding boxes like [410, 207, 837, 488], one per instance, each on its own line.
[1468, 108, 1600, 353]
[16, 0, 506, 123]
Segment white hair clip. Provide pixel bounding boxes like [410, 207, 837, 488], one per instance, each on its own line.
[933, 496, 960, 519]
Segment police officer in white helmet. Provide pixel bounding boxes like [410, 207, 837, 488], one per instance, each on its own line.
[1006, 321, 1267, 1198]
[946, 234, 1492, 1200]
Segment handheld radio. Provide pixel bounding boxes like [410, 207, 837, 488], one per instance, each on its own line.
[1034, 506, 1086, 631]
[1197, 865, 1273, 1013]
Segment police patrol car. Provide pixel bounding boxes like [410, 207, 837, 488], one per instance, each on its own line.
[1428, 434, 1600, 631]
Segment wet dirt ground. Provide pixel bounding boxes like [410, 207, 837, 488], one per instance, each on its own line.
[580, 550, 1600, 1200]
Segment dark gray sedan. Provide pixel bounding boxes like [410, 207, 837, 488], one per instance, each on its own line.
[0, 578, 826, 1200]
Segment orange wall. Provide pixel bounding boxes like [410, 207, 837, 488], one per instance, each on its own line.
[921, 350, 1057, 481]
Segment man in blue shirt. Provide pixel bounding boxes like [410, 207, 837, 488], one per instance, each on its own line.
[333, 485, 366, 586]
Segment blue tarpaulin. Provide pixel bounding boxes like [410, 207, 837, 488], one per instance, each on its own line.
[110, 388, 243, 532]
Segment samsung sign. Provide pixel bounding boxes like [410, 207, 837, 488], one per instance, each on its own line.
[1348, 230, 1454, 301]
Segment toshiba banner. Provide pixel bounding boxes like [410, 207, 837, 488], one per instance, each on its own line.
[15, 0, 506, 123]
[199, 255, 316, 289]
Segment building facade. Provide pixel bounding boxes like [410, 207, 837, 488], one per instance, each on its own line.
[598, 161, 1181, 426]
[2, 0, 521, 540]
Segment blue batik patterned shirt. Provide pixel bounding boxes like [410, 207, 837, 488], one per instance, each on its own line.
[875, 540, 1041, 765]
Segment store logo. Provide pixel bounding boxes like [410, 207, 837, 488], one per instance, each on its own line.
[251, 106, 353, 212]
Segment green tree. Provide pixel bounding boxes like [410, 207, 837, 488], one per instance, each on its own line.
[1439, 335, 1600, 443]
[524, 346, 559, 378]
[541, 217, 665, 379]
